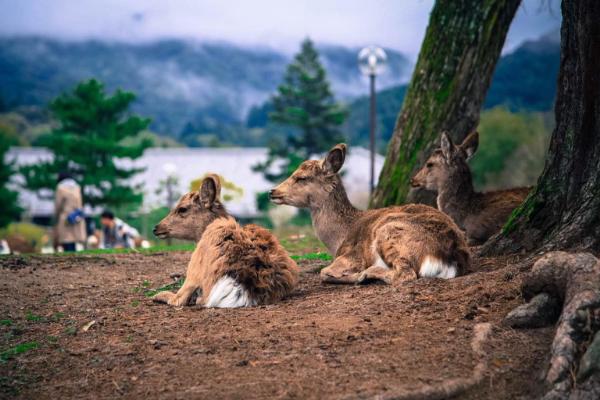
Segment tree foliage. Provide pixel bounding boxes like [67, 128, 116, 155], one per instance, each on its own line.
[20, 79, 151, 209]
[0, 131, 22, 228]
[254, 38, 347, 185]
[270, 38, 347, 158]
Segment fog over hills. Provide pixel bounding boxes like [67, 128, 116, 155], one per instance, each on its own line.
[0, 36, 411, 136]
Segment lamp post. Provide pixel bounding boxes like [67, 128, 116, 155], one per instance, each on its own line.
[358, 46, 387, 196]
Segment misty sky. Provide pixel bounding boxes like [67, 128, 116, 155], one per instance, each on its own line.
[0, 0, 561, 57]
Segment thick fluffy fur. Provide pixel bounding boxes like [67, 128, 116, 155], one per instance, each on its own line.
[152, 175, 299, 308]
[270, 144, 470, 285]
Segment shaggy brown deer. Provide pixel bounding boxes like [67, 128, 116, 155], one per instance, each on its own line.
[269, 144, 470, 284]
[152, 174, 299, 308]
[411, 132, 530, 245]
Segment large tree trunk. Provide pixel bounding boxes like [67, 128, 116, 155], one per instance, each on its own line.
[371, 0, 521, 208]
[482, 0, 600, 255]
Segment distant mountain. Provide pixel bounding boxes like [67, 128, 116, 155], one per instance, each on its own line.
[484, 29, 560, 111]
[0, 37, 411, 136]
[341, 30, 560, 149]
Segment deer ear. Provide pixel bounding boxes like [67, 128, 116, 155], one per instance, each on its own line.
[322, 143, 347, 174]
[200, 174, 222, 207]
[460, 131, 479, 160]
[440, 132, 455, 160]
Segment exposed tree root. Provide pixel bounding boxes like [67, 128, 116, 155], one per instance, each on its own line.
[503, 252, 600, 400]
[371, 323, 492, 400]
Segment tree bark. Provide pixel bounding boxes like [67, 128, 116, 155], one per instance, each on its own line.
[371, 0, 522, 208]
[482, 0, 600, 255]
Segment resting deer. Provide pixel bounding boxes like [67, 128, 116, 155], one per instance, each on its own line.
[152, 174, 299, 308]
[269, 144, 470, 285]
[411, 132, 530, 245]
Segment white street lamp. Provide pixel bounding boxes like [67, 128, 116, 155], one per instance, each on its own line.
[358, 46, 387, 196]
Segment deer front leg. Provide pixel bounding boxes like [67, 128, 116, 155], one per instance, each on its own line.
[152, 280, 199, 307]
[320, 256, 363, 284]
[357, 265, 395, 285]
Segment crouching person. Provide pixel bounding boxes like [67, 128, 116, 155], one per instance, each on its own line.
[152, 174, 299, 308]
[100, 210, 140, 249]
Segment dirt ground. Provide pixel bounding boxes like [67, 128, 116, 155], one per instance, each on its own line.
[0, 250, 554, 399]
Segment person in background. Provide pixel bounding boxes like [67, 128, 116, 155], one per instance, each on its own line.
[99, 210, 140, 249]
[54, 172, 86, 252]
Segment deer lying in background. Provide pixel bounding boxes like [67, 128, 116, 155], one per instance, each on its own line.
[411, 132, 530, 245]
[269, 144, 470, 285]
[152, 174, 299, 308]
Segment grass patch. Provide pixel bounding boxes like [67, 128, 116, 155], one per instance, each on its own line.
[55, 244, 196, 256]
[0, 319, 12, 327]
[143, 277, 185, 298]
[291, 252, 332, 262]
[25, 311, 42, 322]
[0, 342, 38, 363]
[51, 312, 65, 322]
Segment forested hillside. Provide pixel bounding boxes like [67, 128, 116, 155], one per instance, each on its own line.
[0, 37, 409, 137]
[0, 31, 559, 149]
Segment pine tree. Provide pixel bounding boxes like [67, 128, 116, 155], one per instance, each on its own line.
[0, 132, 21, 228]
[20, 79, 151, 210]
[271, 38, 346, 158]
[255, 38, 347, 184]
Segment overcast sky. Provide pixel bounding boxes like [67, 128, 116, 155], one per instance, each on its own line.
[0, 0, 561, 57]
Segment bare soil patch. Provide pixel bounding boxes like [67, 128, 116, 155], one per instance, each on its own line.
[0, 251, 553, 399]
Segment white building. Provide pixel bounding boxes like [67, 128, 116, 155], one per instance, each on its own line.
[8, 147, 384, 219]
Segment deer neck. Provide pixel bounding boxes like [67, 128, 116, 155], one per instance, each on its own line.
[437, 168, 476, 225]
[309, 184, 361, 255]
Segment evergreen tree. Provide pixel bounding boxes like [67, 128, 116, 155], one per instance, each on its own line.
[20, 79, 151, 210]
[0, 132, 22, 228]
[271, 38, 346, 158]
[255, 38, 347, 184]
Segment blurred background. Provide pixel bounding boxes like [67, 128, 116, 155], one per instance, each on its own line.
[0, 0, 560, 253]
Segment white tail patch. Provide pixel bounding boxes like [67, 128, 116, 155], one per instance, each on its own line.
[205, 276, 256, 308]
[419, 256, 457, 279]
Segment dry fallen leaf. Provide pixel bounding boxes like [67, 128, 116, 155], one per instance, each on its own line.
[81, 320, 96, 332]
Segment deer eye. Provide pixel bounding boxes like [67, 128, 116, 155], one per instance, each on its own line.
[426, 162, 434, 168]
[177, 207, 188, 214]
[295, 176, 308, 182]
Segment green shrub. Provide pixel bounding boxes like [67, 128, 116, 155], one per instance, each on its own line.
[0, 222, 47, 252]
[471, 107, 552, 190]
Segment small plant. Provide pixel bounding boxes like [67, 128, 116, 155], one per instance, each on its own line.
[0, 341, 38, 363]
[46, 335, 58, 344]
[64, 326, 77, 336]
[51, 312, 64, 322]
[25, 311, 42, 322]
[130, 300, 140, 307]
[0, 319, 12, 327]
[144, 277, 185, 298]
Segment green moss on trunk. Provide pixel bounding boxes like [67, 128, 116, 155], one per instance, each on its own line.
[372, 0, 521, 208]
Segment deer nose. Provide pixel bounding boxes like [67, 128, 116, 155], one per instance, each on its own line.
[268, 189, 276, 199]
[152, 226, 158, 235]
[409, 178, 418, 187]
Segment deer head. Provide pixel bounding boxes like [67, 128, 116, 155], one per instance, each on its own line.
[153, 174, 228, 241]
[411, 132, 479, 191]
[269, 144, 347, 208]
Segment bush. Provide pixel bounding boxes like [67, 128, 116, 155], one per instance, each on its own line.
[0, 223, 48, 253]
[471, 107, 552, 191]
